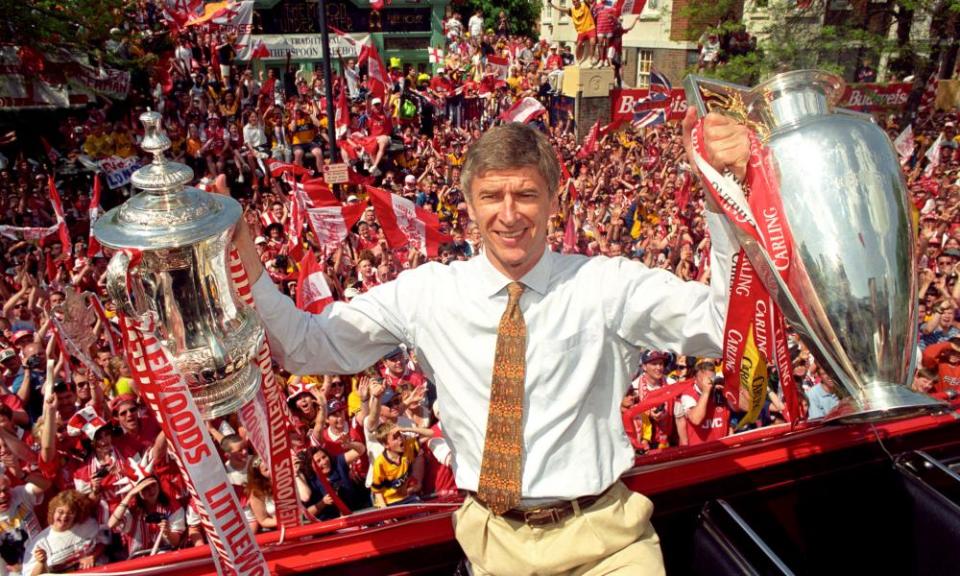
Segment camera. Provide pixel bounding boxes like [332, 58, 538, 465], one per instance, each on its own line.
[144, 512, 168, 524]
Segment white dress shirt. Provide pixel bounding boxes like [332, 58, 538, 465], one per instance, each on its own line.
[251, 212, 737, 500]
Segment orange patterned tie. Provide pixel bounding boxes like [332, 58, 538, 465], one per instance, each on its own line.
[476, 281, 527, 515]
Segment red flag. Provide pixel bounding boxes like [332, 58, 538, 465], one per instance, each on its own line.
[286, 190, 305, 263]
[295, 250, 334, 314]
[88, 175, 104, 258]
[39, 137, 60, 165]
[250, 39, 270, 60]
[363, 41, 389, 102]
[577, 120, 601, 159]
[335, 84, 350, 138]
[562, 215, 578, 254]
[305, 203, 366, 255]
[616, 0, 648, 16]
[267, 159, 311, 179]
[499, 97, 547, 124]
[366, 186, 451, 257]
[294, 177, 339, 208]
[487, 55, 510, 80]
[47, 176, 72, 257]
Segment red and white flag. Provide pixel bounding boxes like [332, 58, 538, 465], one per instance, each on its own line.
[924, 133, 943, 177]
[250, 39, 270, 60]
[617, 0, 648, 14]
[366, 186, 451, 257]
[917, 70, 940, 126]
[362, 40, 389, 101]
[893, 124, 915, 165]
[577, 120, 601, 159]
[294, 177, 340, 208]
[335, 84, 351, 138]
[487, 55, 510, 80]
[88, 175, 104, 258]
[296, 250, 334, 313]
[267, 159, 311, 179]
[40, 136, 60, 165]
[305, 202, 366, 254]
[48, 176, 72, 257]
[428, 46, 445, 64]
[499, 97, 547, 124]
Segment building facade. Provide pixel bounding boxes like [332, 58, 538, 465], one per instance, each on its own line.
[250, 0, 448, 77]
[538, 0, 703, 88]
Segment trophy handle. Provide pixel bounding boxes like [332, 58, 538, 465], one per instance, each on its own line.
[682, 74, 751, 119]
[105, 251, 148, 319]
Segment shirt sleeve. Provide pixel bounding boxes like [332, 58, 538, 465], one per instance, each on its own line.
[602, 212, 738, 357]
[250, 264, 435, 375]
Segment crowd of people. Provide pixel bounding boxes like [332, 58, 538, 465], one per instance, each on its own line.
[0, 0, 958, 571]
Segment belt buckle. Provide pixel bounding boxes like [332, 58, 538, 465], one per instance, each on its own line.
[522, 506, 563, 525]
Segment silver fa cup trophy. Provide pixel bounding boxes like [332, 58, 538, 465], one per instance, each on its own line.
[684, 70, 944, 421]
[94, 111, 263, 419]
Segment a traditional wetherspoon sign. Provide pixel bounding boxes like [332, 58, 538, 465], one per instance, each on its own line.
[94, 112, 301, 574]
[683, 70, 942, 423]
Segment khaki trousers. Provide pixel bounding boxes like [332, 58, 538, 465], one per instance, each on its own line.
[453, 481, 665, 576]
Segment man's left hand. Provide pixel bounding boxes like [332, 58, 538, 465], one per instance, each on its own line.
[682, 108, 751, 181]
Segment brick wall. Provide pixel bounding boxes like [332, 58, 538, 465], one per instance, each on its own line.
[653, 49, 694, 86]
[670, 0, 744, 42]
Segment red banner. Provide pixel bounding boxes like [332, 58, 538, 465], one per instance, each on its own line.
[611, 88, 688, 124]
[838, 82, 911, 112]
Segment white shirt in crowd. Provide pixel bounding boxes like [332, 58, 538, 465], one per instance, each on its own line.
[22, 518, 109, 574]
[251, 212, 736, 501]
[468, 14, 484, 38]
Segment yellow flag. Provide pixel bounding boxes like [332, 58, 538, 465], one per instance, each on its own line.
[736, 325, 768, 430]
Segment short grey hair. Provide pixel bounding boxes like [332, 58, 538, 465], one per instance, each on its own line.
[460, 123, 561, 201]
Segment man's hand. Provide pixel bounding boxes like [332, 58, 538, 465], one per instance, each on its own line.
[682, 108, 751, 181]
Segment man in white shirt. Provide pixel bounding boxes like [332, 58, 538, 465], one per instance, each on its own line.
[468, 10, 484, 43]
[226, 109, 749, 575]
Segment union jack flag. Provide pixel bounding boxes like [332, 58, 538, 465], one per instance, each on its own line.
[633, 71, 672, 128]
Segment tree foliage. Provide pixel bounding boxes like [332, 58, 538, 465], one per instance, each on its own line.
[457, 0, 542, 38]
[0, 0, 128, 55]
[682, 0, 960, 86]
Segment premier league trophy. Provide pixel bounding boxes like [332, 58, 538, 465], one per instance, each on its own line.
[94, 111, 264, 419]
[684, 70, 943, 421]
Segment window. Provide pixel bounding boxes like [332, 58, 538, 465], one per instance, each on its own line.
[636, 50, 654, 88]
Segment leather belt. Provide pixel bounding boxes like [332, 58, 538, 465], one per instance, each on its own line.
[468, 484, 615, 527]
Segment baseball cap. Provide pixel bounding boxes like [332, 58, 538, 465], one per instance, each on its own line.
[0, 349, 16, 363]
[943, 248, 960, 259]
[381, 388, 399, 405]
[404, 174, 417, 185]
[326, 399, 346, 415]
[11, 330, 32, 344]
[346, 194, 359, 203]
[641, 350, 670, 365]
[371, 97, 382, 105]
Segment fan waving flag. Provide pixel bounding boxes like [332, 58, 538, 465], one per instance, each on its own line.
[305, 202, 366, 255]
[293, 177, 340, 208]
[88, 175, 104, 258]
[499, 97, 547, 124]
[363, 40, 389, 102]
[893, 124, 915, 166]
[296, 250, 334, 313]
[366, 186, 451, 257]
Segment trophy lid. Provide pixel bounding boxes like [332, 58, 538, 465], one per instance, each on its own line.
[93, 111, 241, 251]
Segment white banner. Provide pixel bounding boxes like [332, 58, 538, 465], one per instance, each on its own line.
[69, 64, 131, 99]
[240, 34, 368, 62]
[98, 156, 142, 189]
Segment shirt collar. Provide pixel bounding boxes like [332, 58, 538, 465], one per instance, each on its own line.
[475, 247, 554, 297]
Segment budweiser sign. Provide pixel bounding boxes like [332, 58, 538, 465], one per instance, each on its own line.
[838, 82, 911, 112]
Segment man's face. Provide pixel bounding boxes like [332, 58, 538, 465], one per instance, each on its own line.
[466, 166, 557, 280]
[643, 360, 665, 382]
[226, 440, 248, 468]
[117, 402, 139, 432]
[384, 355, 405, 376]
